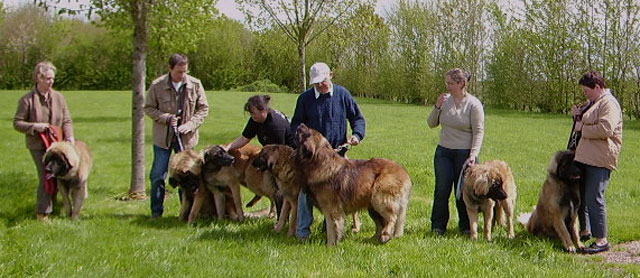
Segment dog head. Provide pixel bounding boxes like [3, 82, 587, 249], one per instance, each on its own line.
[168, 150, 202, 192]
[201, 145, 235, 169]
[252, 145, 276, 172]
[43, 142, 78, 178]
[551, 150, 582, 185]
[465, 162, 509, 201]
[295, 124, 332, 159]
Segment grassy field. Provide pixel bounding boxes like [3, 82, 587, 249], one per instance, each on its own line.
[0, 90, 639, 277]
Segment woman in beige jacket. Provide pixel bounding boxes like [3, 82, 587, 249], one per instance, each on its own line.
[13, 62, 75, 222]
[572, 70, 622, 254]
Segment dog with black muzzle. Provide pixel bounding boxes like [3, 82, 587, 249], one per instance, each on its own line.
[519, 150, 584, 252]
[462, 160, 517, 241]
[189, 144, 281, 224]
[43, 141, 93, 220]
[168, 150, 218, 221]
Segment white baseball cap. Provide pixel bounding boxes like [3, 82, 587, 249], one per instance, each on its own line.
[309, 62, 331, 85]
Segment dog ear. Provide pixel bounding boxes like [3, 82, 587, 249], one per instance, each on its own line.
[300, 141, 314, 159]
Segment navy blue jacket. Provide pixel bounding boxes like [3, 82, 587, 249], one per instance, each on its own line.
[290, 84, 366, 148]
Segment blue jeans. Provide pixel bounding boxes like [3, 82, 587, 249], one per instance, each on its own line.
[431, 145, 472, 232]
[150, 144, 179, 217]
[578, 163, 611, 238]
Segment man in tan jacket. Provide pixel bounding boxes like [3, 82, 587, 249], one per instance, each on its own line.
[144, 53, 209, 218]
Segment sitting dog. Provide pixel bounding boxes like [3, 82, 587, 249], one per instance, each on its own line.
[43, 141, 93, 220]
[519, 150, 584, 252]
[463, 160, 517, 241]
[189, 144, 281, 223]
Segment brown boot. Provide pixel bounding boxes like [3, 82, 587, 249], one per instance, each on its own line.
[36, 213, 50, 222]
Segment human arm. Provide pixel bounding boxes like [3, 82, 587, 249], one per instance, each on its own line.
[580, 98, 621, 140]
[468, 100, 485, 163]
[144, 85, 175, 125]
[427, 94, 450, 128]
[224, 136, 251, 151]
[345, 93, 366, 143]
[13, 95, 46, 135]
[178, 82, 209, 134]
[60, 94, 75, 142]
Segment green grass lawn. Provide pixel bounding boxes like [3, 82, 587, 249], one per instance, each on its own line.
[1, 90, 639, 277]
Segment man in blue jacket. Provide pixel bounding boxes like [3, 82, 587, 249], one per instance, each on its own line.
[290, 62, 366, 241]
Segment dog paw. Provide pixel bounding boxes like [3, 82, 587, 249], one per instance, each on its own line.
[566, 247, 577, 253]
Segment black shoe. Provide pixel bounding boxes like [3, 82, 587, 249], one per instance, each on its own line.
[151, 213, 162, 219]
[579, 242, 611, 254]
[580, 233, 591, 242]
[432, 228, 445, 236]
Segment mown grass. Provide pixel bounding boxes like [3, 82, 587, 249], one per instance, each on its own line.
[0, 90, 638, 277]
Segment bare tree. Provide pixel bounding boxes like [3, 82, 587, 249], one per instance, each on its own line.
[238, 0, 369, 92]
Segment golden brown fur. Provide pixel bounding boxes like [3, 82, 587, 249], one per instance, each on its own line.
[168, 150, 227, 221]
[295, 124, 412, 245]
[522, 150, 584, 252]
[189, 144, 279, 224]
[43, 141, 93, 220]
[463, 160, 517, 241]
[252, 144, 362, 236]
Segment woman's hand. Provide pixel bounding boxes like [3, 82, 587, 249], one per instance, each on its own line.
[435, 93, 450, 109]
[464, 157, 476, 166]
[33, 123, 49, 133]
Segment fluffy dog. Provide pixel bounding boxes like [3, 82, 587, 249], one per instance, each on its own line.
[463, 160, 517, 241]
[168, 150, 220, 221]
[520, 150, 584, 252]
[253, 144, 362, 237]
[295, 124, 412, 246]
[189, 144, 280, 224]
[43, 141, 93, 220]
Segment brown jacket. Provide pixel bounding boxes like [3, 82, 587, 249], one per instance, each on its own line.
[13, 89, 74, 150]
[575, 93, 623, 170]
[144, 74, 209, 150]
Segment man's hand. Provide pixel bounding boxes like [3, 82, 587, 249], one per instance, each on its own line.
[177, 124, 192, 134]
[169, 115, 179, 127]
[33, 123, 49, 133]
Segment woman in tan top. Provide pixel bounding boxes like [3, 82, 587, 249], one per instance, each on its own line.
[427, 68, 485, 235]
[13, 62, 74, 222]
[572, 71, 622, 254]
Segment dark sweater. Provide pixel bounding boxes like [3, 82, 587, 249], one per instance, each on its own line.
[290, 84, 366, 148]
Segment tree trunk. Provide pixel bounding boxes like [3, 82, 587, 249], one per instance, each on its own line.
[129, 0, 148, 196]
[298, 41, 307, 93]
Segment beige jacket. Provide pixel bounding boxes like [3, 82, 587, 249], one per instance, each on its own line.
[144, 74, 209, 150]
[13, 89, 74, 150]
[575, 93, 623, 170]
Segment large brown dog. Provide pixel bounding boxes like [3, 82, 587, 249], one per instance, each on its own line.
[43, 141, 93, 220]
[252, 144, 362, 237]
[168, 150, 235, 221]
[189, 144, 280, 224]
[463, 160, 517, 241]
[520, 150, 584, 252]
[295, 124, 412, 245]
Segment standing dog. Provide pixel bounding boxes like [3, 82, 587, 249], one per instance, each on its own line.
[43, 141, 93, 220]
[463, 160, 517, 241]
[253, 144, 362, 237]
[520, 150, 584, 252]
[295, 124, 412, 246]
[189, 144, 280, 223]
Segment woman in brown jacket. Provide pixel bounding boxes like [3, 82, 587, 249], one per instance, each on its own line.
[13, 61, 74, 222]
[572, 70, 622, 254]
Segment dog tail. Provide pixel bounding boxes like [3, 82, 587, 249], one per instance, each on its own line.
[518, 212, 532, 226]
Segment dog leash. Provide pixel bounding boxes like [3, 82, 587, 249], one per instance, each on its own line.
[455, 161, 470, 200]
[173, 125, 184, 152]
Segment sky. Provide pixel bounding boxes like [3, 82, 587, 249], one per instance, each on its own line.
[2, 0, 399, 21]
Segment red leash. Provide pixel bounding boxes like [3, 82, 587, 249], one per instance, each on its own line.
[39, 126, 62, 195]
